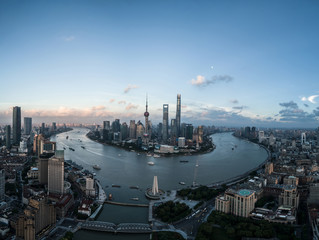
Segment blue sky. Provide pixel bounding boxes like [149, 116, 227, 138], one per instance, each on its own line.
[1, 0, 319, 127]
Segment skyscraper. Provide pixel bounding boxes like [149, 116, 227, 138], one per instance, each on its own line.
[144, 96, 150, 142]
[129, 120, 136, 139]
[162, 104, 169, 142]
[12, 106, 21, 145]
[5, 125, 11, 149]
[48, 150, 64, 195]
[103, 121, 110, 130]
[176, 94, 181, 137]
[24, 117, 32, 135]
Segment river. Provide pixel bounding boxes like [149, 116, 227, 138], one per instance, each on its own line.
[50, 128, 268, 239]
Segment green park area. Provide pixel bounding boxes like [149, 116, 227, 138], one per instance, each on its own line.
[196, 211, 302, 240]
[154, 201, 191, 223]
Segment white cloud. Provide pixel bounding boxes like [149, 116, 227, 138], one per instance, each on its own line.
[124, 85, 138, 93]
[191, 75, 205, 86]
[125, 103, 138, 110]
[301, 95, 319, 104]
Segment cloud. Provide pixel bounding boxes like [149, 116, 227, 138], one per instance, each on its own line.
[304, 104, 309, 107]
[230, 99, 239, 104]
[118, 100, 126, 104]
[191, 75, 233, 86]
[279, 101, 298, 109]
[91, 105, 106, 111]
[191, 75, 206, 86]
[62, 36, 75, 42]
[109, 99, 115, 103]
[301, 95, 319, 104]
[232, 106, 248, 111]
[125, 103, 138, 110]
[124, 85, 138, 93]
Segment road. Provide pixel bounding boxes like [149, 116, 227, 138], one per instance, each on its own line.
[173, 198, 216, 239]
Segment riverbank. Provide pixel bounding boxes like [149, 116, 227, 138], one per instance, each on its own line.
[85, 131, 216, 157]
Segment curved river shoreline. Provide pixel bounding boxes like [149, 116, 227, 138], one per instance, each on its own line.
[51, 128, 268, 240]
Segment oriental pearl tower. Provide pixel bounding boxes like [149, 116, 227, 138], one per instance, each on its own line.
[143, 95, 149, 143]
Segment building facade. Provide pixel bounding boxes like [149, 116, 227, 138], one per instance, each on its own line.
[176, 94, 181, 137]
[12, 106, 21, 145]
[48, 151, 64, 195]
[162, 104, 169, 143]
[24, 117, 32, 135]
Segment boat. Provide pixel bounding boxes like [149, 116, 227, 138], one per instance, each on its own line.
[66, 136, 69, 139]
[63, 147, 66, 150]
[130, 197, 139, 201]
[81, 146, 85, 149]
[69, 147, 75, 151]
[129, 186, 139, 189]
[153, 154, 160, 158]
[93, 165, 101, 170]
[112, 184, 121, 188]
[147, 161, 155, 166]
[92, 172, 96, 176]
[146, 153, 152, 157]
[108, 193, 113, 200]
[179, 182, 186, 185]
[180, 160, 189, 163]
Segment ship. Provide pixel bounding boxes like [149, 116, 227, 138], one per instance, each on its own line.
[153, 154, 160, 158]
[108, 193, 113, 200]
[66, 136, 69, 139]
[129, 186, 139, 189]
[130, 197, 139, 201]
[112, 184, 121, 188]
[179, 182, 186, 185]
[92, 164, 101, 170]
[147, 161, 155, 166]
[180, 160, 189, 163]
[69, 147, 75, 151]
[81, 146, 85, 149]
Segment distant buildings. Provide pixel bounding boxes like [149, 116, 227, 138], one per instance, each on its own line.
[12, 106, 21, 145]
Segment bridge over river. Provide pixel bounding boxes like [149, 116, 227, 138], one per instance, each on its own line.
[80, 221, 152, 233]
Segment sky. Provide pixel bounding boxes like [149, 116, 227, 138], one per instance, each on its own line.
[1, 0, 319, 128]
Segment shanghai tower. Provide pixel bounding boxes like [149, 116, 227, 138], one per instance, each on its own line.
[176, 94, 181, 137]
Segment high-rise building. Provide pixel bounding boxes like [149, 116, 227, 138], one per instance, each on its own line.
[144, 96, 150, 141]
[12, 106, 21, 145]
[41, 123, 45, 134]
[0, 169, 5, 202]
[176, 94, 181, 137]
[52, 122, 57, 131]
[301, 132, 306, 145]
[185, 124, 193, 140]
[112, 119, 120, 132]
[5, 125, 11, 149]
[129, 120, 136, 139]
[103, 121, 110, 130]
[120, 122, 128, 140]
[170, 119, 177, 138]
[24, 117, 32, 135]
[38, 158, 49, 184]
[162, 104, 169, 142]
[48, 150, 64, 195]
[278, 185, 299, 209]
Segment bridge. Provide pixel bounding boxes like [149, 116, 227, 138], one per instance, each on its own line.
[80, 221, 152, 233]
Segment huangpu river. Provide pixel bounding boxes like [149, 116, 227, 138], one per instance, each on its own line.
[51, 128, 268, 239]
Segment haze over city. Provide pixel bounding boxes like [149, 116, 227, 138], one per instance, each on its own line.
[1, 0, 319, 127]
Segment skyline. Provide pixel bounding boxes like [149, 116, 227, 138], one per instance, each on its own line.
[1, 1, 319, 127]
